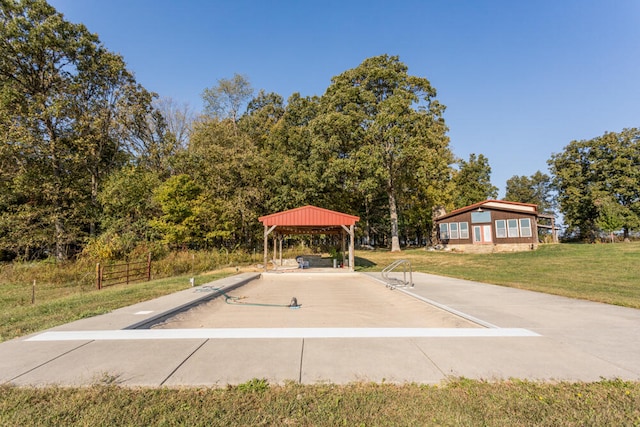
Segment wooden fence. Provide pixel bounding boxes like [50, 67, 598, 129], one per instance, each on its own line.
[96, 253, 151, 290]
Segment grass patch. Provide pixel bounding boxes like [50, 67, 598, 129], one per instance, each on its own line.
[0, 270, 234, 342]
[1, 379, 638, 426]
[355, 242, 640, 308]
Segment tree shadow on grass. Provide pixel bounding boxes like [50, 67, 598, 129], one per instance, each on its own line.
[354, 256, 376, 268]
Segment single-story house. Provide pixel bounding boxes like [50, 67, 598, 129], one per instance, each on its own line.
[434, 200, 540, 253]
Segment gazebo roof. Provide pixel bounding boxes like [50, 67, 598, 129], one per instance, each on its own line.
[259, 205, 359, 235]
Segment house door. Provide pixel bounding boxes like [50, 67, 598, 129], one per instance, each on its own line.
[473, 225, 492, 244]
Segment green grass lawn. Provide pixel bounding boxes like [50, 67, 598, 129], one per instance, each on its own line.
[2, 379, 639, 425]
[1, 243, 639, 425]
[355, 242, 640, 308]
[0, 270, 233, 342]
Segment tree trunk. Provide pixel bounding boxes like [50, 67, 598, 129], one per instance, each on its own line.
[388, 187, 401, 252]
[90, 170, 98, 237]
[48, 120, 66, 262]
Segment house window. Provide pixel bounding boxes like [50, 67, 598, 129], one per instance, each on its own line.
[439, 223, 449, 240]
[520, 218, 532, 237]
[459, 222, 469, 239]
[471, 211, 491, 223]
[507, 219, 519, 237]
[450, 223, 459, 239]
[495, 220, 507, 238]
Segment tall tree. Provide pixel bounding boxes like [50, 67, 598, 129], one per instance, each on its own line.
[202, 73, 253, 127]
[313, 55, 452, 251]
[549, 128, 640, 240]
[0, 0, 152, 260]
[505, 171, 554, 213]
[187, 117, 266, 247]
[452, 153, 498, 208]
[260, 92, 322, 213]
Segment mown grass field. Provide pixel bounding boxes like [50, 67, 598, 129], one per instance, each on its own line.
[1, 242, 639, 425]
[357, 242, 640, 308]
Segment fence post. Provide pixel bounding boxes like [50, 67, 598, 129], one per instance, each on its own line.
[126, 261, 130, 285]
[146, 252, 152, 281]
[96, 262, 101, 290]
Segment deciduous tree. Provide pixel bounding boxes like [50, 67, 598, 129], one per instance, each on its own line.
[313, 55, 452, 251]
[452, 153, 498, 208]
[505, 171, 554, 213]
[0, 0, 152, 259]
[549, 128, 640, 241]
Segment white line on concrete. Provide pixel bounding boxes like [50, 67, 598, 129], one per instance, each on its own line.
[26, 328, 540, 341]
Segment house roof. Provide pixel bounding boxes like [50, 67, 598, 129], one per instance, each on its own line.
[259, 205, 360, 230]
[436, 200, 538, 221]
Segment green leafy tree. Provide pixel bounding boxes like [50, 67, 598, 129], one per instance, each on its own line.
[452, 153, 498, 208]
[549, 128, 640, 241]
[505, 171, 554, 213]
[0, 0, 152, 259]
[187, 118, 266, 247]
[594, 196, 626, 243]
[260, 92, 322, 213]
[85, 166, 161, 259]
[313, 55, 453, 251]
[149, 174, 220, 249]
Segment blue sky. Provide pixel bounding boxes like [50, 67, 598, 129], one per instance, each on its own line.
[49, 0, 640, 196]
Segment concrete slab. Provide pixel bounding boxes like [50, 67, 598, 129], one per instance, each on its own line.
[413, 337, 637, 382]
[300, 338, 445, 384]
[10, 339, 207, 387]
[375, 272, 640, 379]
[0, 338, 92, 384]
[163, 339, 303, 387]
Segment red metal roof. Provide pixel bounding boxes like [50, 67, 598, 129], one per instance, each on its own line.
[259, 205, 360, 226]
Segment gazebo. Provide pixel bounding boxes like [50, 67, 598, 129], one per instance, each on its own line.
[258, 205, 360, 272]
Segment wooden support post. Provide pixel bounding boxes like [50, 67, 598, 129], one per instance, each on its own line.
[272, 235, 277, 265]
[341, 224, 356, 271]
[263, 225, 277, 272]
[349, 224, 355, 271]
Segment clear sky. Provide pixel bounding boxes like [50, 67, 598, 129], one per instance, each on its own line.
[49, 0, 640, 196]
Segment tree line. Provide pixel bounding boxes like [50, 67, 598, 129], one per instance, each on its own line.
[1, 0, 638, 262]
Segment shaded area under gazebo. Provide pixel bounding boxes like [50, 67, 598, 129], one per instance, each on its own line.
[258, 205, 360, 272]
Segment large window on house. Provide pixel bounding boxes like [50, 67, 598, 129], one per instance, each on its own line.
[439, 222, 469, 240]
[449, 222, 459, 239]
[459, 222, 469, 239]
[496, 217, 534, 238]
[439, 223, 449, 240]
[520, 218, 532, 237]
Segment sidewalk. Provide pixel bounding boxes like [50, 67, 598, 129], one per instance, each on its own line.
[0, 271, 638, 387]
